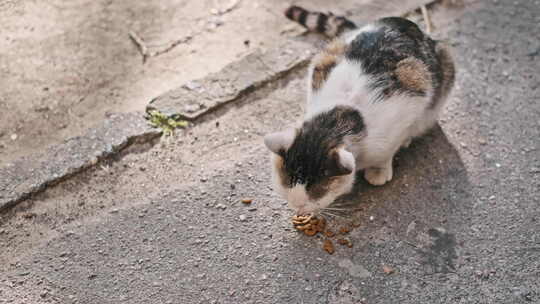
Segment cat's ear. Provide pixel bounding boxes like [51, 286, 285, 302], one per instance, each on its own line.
[264, 129, 296, 155]
[326, 148, 355, 176]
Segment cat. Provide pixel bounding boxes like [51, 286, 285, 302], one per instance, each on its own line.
[263, 6, 455, 216]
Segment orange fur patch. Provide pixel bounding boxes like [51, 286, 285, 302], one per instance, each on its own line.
[395, 57, 431, 93]
[311, 39, 346, 91]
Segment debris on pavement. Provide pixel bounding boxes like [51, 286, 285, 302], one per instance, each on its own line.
[241, 198, 253, 205]
[337, 238, 353, 248]
[323, 239, 335, 255]
[382, 265, 395, 275]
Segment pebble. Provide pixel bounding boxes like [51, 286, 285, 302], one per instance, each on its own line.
[382, 265, 394, 274]
[184, 81, 202, 91]
[239, 215, 247, 221]
[10, 134, 17, 141]
[216, 204, 227, 210]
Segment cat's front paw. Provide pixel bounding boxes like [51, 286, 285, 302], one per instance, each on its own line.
[364, 166, 393, 186]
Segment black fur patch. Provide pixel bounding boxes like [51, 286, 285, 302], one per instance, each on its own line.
[316, 13, 328, 33]
[335, 16, 357, 35]
[346, 17, 444, 102]
[298, 9, 308, 26]
[281, 106, 364, 189]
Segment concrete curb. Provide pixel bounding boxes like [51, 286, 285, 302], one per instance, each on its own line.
[146, 39, 315, 121]
[0, 113, 160, 212]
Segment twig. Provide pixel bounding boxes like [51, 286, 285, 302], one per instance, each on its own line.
[404, 240, 420, 249]
[128, 30, 149, 63]
[420, 5, 433, 34]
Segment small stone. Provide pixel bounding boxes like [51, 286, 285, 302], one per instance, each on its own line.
[382, 265, 394, 274]
[369, 216, 375, 221]
[200, 177, 207, 182]
[10, 134, 17, 140]
[478, 138, 487, 145]
[184, 81, 201, 91]
[239, 215, 247, 221]
[184, 104, 200, 113]
[216, 204, 227, 210]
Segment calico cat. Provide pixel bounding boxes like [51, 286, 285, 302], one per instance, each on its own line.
[264, 6, 455, 216]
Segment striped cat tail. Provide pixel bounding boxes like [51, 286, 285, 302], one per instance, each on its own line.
[284, 5, 357, 37]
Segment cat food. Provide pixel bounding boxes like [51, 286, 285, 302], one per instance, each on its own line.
[324, 230, 335, 238]
[337, 238, 353, 248]
[241, 199, 253, 204]
[323, 239, 335, 254]
[291, 215, 356, 254]
[339, 227, 351, 234]
[292, 214, 313, 225]
[304, 229, 318, 236]
[292, 215, 326, 236]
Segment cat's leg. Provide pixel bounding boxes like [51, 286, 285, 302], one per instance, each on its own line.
[364, 158, 393, 186]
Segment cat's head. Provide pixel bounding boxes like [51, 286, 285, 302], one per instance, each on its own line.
[264, 127, 356, 215]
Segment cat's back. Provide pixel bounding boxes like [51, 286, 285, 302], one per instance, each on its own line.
[309, 17, 453, 113]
